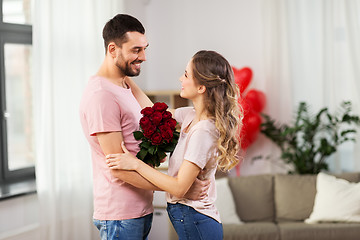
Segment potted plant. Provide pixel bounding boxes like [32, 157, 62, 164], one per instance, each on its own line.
[260, 101, 360, 174]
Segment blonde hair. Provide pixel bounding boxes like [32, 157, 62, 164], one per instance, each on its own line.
[191, 50, 243, 171]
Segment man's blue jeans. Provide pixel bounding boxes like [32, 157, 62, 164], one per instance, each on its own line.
[93, 213, 153, 240]
[167, 203, 223, 240]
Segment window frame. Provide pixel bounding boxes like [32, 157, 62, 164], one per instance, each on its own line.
[0, 1, 34, 184]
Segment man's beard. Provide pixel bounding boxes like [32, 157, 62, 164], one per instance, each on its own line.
[116, 60, 141, 77]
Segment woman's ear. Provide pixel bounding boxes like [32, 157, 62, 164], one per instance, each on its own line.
[198, 85, 206, 94]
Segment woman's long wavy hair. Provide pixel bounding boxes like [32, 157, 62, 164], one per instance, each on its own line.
[191, 50, 243, 171]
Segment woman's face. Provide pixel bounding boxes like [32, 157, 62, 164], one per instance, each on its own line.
[179, 60, 201, 100]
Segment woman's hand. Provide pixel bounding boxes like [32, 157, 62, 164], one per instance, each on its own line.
[184, 178, 210, 200]
[106, 142, 140, 170]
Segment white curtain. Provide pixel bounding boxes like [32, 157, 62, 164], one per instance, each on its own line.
[287, 0, 360, 173]
[33, 0, 124, 239]
[342, 0, 360, 171]
[239, 0, 293, 175]
[254, 0, 360, 174]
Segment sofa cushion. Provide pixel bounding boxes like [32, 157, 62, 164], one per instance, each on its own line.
[278, 222, 360, 240]
[305, 172, 360, 223]
[215, 177, 243, 224]
[333, 172, 360, 182]
[274, 174, 317, 222]
[223, 222, 280, 240]
[274, 172, 360, 222]
[228, 174, 274, 222]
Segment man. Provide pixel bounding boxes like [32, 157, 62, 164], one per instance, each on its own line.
[80, 14, 207, 240]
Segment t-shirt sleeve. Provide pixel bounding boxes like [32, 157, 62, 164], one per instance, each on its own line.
[184, 128, 216, 169]
[174, 107, 194, 125]
[85, 90, 122, 136]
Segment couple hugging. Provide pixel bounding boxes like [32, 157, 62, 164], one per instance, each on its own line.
[80, 14, 242, 240]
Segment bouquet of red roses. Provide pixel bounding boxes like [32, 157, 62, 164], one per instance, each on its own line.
[133, 102, 180, 167]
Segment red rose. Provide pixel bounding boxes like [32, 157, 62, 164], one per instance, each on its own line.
[153, 102, 168, 112]
[151, 132, 163, 145]
[143, 124, 156, 138]
[151, 111, 163, 126]
[162, 111, 172, 120]
[134, 102, 180, 167]
[159, 125, 173, 142]
[164, 118, 177, 130]
[139, 116, 151, 129]
[141, 107, 154, 116]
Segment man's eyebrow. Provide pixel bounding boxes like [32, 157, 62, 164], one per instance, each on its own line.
[133, 43, 149, 49]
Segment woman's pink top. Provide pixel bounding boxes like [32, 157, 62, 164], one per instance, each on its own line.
[166, 107, 221, 223]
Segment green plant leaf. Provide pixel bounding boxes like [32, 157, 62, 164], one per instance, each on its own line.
[137, 149, 148, 160]
[260, 100, 360, 174]
[162, 144, 176, 152]
[148, 145, 156, 155]
[157, 151, 167, 159]
[133, 131, 144, 140]
[140, 141, 151, 149]
[341, 129, 356, 136]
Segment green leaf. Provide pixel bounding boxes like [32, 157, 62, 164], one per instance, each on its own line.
[148, 145, 156, 155]
[340, 129, 356, 136]
[157, 151, 167, 160]
[173, 131, 180, 138]
[164, 146, 176, 152]
[140, 141, 151, 149]
[256, 100, 360, 174]
[133, 131, 144, 140]
[137, 149, 148, 160]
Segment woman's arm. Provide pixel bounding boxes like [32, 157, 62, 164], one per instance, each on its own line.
[107, 142, 201, 198]
[97, 132, 161, 190]
[125, 77, 153, 108]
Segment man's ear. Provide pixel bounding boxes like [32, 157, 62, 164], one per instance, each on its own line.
[107, 42, 117, 57]
[198, 85, 206, 94]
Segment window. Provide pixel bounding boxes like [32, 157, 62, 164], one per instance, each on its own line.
[0, 0, 34, 184]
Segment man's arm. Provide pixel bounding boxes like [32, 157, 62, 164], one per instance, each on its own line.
[98, 131, 209, 198]
[97, 131, 160, 190]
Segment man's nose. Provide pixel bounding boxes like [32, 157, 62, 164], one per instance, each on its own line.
[138, 50, 146, 61]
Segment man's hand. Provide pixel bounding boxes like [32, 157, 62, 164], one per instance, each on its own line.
[184, 178, 210, 200]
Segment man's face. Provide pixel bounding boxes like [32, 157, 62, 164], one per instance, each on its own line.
[115, 32, 148, 77]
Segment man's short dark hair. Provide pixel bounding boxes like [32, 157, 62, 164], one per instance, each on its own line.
[102, 14, 145, 53]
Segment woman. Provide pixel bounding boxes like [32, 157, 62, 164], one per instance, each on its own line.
[106, 50, 242, 240]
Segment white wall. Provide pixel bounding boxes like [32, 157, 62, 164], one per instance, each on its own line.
[123, 0, 279, 175]
[124, 0, 266, 92]
[0, 195, 40, 240]
[122, 0, 360, 176]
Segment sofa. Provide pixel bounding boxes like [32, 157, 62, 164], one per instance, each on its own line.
[221, 172, 360, 240]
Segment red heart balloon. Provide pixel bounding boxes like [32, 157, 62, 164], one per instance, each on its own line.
[232, 67, 252, 94]
[240, 110, 261, 150]
[244, 89, 266, 113]
[238, 96, 251, 115]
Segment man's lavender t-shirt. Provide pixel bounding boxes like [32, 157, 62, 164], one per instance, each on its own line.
[79, 76, 153, 220]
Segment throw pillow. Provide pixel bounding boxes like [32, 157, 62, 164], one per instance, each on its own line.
[215, 177, 243, 224]
[305, 172, 360, 223]
[274, 174, 317, 221]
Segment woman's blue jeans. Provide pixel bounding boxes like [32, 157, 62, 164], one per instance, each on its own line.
[167, 203, 223, 240]
[93, 213, 153, 240]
